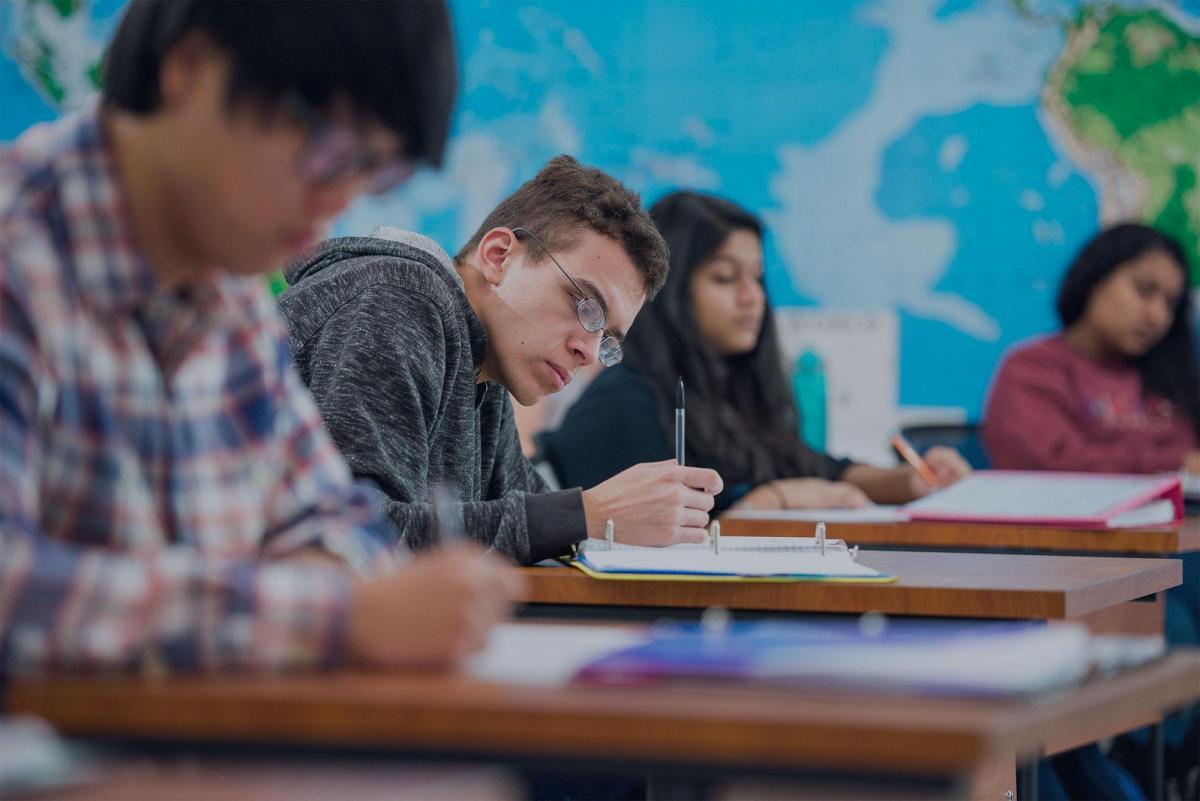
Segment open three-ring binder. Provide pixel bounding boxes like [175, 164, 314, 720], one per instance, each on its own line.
[569, 523, 896, 583]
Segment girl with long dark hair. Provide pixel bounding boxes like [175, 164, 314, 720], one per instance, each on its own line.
[983, 223, 1199, 472]
[545, 191, 970, 512]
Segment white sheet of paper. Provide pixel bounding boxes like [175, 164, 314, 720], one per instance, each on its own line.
[466, 623, 644, 686]
[725, 507, 908, 523]
[1107, 499, 1178, 528]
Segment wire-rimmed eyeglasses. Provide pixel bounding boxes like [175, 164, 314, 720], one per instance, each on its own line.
[512, 227, 622, 367]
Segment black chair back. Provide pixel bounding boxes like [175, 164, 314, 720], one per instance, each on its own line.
[898, 424, 990, 470]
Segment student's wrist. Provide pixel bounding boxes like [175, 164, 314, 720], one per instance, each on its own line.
[580, 488, 607, 539]
[762, 481, 788, 509]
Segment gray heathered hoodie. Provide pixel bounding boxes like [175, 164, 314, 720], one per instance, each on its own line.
[277, 229, 586, 565]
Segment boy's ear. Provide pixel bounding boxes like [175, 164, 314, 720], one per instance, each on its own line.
[474, 228, 519, 288]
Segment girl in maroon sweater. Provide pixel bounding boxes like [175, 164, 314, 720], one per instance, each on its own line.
[983, 224, 1199, 474]
[985, 224, 1200, 798]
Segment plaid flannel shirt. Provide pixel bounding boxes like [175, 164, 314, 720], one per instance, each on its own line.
[0, 106, 393, 674]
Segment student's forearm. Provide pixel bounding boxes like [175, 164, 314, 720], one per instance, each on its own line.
[729, 483, 784, 510]
[840, 464, 917, 505]
[379, 491, 584, 565]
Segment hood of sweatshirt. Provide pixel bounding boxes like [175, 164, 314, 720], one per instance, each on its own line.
[284, 227, 459, 288]
[279, 227, 487, 370]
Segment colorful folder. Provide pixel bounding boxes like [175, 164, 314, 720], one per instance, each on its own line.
[574, 618, 1116, 697]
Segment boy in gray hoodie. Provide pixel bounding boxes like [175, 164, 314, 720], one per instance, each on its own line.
[279, 156, 723, 564]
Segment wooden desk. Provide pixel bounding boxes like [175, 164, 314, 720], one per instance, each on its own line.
[16, 758, 514, 801]
[521, 551, 1180, 635]
[7, 643, 1199, 801]
[719, 513, 1200, 555]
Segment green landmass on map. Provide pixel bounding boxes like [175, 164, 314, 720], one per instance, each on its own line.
[1054, 7, 1200, 282]
[10, 0, 94, 106]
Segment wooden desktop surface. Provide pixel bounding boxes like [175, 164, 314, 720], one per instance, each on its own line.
[718, 514, 1200, 555]
[7, 648, 1198, 780]
[22, 760, 515, 801]
[521, 551, 1179, 623]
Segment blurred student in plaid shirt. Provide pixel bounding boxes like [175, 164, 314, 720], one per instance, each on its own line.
[0, 0, 523, 676]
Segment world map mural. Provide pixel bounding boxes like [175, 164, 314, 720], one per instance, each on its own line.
[3, 0, 1197, 425]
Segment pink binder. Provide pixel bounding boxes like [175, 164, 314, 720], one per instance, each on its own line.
[902, 471, 1184, 529]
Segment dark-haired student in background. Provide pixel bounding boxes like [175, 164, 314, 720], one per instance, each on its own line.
[983, 223, 1199, 799]
[545, 191, 970, 513]
[983, 223, 1199, 473]
[0, 0, 521, 675]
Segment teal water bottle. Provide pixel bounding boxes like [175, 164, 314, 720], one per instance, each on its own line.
[792, 349, 826, 450]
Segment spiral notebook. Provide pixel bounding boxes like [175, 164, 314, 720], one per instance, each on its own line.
[571, 536, 896, 583]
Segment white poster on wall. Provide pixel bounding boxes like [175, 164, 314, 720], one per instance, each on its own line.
[773, 308, 899, 465]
